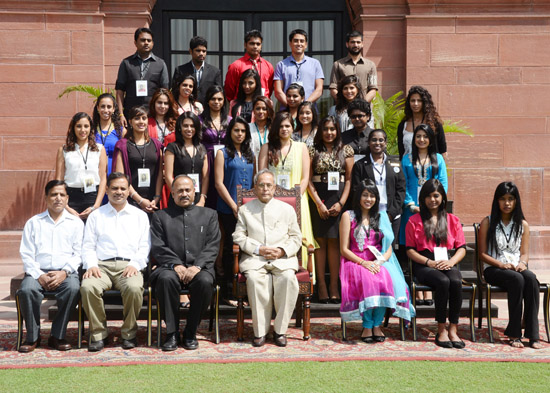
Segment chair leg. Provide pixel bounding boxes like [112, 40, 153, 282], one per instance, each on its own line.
[147, 290, 152, 347]
[156, 298, 162, 349]
[486, 287, 494, 343]
[213, 285, 220, 344]
[411, 284, 418, 341]
[295, 296, 303, 328]
[383, 308, 390, 328]
[237, 297, 244, 341]
[341, 320, 347, 341]
[15, 293, 22, 351]
[400, 318, 405, 341]
[302, 295, 311, 340]
[470, 285, 476, 342]
[77, 299, 83, 349]
[477, 286, 483, 329]
[543, 285, 550, 344]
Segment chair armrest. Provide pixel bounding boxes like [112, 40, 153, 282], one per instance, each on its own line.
[305, 243, 314, 275]
[232, 244, 240, 276]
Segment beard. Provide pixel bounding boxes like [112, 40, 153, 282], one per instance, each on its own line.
[348, 47, 361, 56]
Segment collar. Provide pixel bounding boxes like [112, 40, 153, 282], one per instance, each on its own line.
[369, 152, 386, 165]
[106, 201, 131, 215]
[193, 62, 205, 72]
[133, 52, 156, 62]
[41, 208, 73, 224]
[290, 55, 307, 65]
[243, 53, 262, 63]
[343, 54, 364, 65]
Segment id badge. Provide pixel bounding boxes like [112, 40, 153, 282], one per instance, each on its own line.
[327, 171, 340, 191]
[81, 171, 96, 194]
[277, 174, 290, 189]
[214, 144, 224, 157]
[367, 245, 385, 263]
[434, 246, 449, 261]
[138, 168, 151, 188]
[136, 80, 148, 97]
[187, 173, 200, 193]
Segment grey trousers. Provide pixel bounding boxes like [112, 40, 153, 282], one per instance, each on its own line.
[17, 273, 80, 342]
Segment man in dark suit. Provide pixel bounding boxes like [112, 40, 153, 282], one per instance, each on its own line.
[150, 175, 220, 351]
[172, 36, 222, 105]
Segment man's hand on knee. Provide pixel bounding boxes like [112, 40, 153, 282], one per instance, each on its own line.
[46, 271, 68, 290]
[83, 267, 102, 279]
[183, 266, 200, 285]
[122, 265, 139, 278]
[38, 273, 53, 290]
[174, 265, 187, 281]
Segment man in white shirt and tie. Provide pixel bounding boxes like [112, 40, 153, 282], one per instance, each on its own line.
[80, 172, 151, 352]
[18, 180, 83, 353]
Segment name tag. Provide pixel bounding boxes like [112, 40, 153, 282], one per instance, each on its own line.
[138, 168, 151, 188]
[81, 171, 96, 194]
[434, 247, 449, 261]
[136, 80, 148, 97]
[367, 245, 385, 263]
[327, 171, 339, 191]
[187, 173, 200, 193]
[277, 174, 290, 190]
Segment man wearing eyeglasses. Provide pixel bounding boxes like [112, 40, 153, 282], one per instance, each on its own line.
[233, 169, 302, 348]
[341, 99, 374, 159]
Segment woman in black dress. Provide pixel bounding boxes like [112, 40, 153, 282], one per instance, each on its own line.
[307, 116, 354, 303]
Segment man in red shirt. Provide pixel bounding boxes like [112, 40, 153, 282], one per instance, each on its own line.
[224, 30, 274, 101]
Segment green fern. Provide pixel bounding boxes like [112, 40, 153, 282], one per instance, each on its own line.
[372, 91, 406, 155]
[58, 85, 114, 101]
[442, 119, 473, 136]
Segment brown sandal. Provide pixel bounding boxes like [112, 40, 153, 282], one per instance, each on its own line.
[509, 338, 524, 348]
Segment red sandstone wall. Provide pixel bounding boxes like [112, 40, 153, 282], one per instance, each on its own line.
[354, 0, 550, 226]
[0, 0, 155, 229]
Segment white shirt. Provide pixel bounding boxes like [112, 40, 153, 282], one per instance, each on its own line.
[370, 152, 388, 211]
[402, 122, 413, 157]
[63, 144, 104, 188]
[82, 201, 150, 271]
[20, 209, 84, 279]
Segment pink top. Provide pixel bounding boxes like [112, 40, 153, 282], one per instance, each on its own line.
[405, 213, 465, 252]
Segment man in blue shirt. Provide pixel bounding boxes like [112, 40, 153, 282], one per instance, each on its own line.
[273, 29, 324, 109]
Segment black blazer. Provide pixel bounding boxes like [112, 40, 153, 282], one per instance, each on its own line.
[172, 61, 223, 105]
[149, 204, 220, 281]
[351, 153, 406, 221]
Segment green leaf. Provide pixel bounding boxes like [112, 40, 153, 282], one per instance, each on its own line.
[57, 85, 114, 101]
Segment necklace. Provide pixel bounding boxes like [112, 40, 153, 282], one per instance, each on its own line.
[415, 153, 430, 186]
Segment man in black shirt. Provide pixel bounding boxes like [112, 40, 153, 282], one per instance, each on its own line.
[341, 99, 373, 156]
[115, 27, 169, 127]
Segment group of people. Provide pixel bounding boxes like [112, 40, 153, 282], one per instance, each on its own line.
[16, 26, 543, 352]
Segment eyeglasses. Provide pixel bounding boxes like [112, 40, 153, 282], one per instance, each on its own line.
[350, 114, 367, 119]
[256, 183, 274, 189]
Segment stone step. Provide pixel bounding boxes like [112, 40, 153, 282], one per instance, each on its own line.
[0, 231, 22, 260]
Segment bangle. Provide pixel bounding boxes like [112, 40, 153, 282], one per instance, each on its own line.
[425, 258, 429, 266]
[519, 260, 527, 266]
[90, 206, 95, 212]
[138, 199, 144, 205]
[154, 195, 161, 198]
[130, 192, 136, 199]
[119, 113, 124, 117]
[201, 193, 208, 199]
[337, 201, 343, 208]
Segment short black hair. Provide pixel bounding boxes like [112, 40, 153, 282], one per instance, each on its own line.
[289, 29, 308, 42]
[346, 30, 363, 42]
[45, 180, 67, 196]
[347, 99, 371, 118]
[189, 36, 207, 50]
[134, 27, 153, 42]
[107, 172, 130, 187]
[245, 29, 263, 43]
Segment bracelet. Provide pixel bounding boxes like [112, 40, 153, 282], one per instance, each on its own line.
[138, 198, 144, 205]
[119, 113, 124, 117]
[154, 195, 161, 198]
[130, 192, 136, 199]
[519, 260, 528, 266]
[201, 193, 208, 199]
[425, 258, 429, 266]
[90, 206, 95, 212]
[337, 201, 343, 208]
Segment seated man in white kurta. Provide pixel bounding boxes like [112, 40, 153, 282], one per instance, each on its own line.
[233, 169, 302, 348]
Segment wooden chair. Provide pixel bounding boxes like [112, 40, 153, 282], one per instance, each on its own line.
[408, 256, 477, 342]
[473, 223, 550, 343]
[15, 290, 84, 351]
[232, 184, 314, 341]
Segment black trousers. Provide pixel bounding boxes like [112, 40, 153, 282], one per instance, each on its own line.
[484, 267, 540, 340]
[218, 212, 237, 298]
[413, 264, 463, 324]
[67, 187, 97, 213]
[154, 268, 214, 339]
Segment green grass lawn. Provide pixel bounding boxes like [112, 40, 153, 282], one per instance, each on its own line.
[1, 360, 548, 392]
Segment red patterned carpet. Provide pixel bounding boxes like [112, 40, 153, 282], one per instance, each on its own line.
[1, 318, 549, 369]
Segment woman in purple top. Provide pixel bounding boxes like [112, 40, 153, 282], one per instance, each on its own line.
[200, 85, 231, 209]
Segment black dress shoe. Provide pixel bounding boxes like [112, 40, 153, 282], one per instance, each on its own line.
[273, 332, 287, 347]
[435, 333, 453, 349]
[48, 336, 71, 351]
[19, 338, 40, 353]
[361, 336, 374, 344]
[182, 338, 199, 350]
[252, 336, 266, 347]
[330, 297, 341, 304]
[318, 298, 330, 304]
[88, 337, 108, 352]
[424, 299, 434, 306]
[373, 335, 386, 343]
[451, 340, 466, 349]
[122, 337, 138, 349]
[161, 332, 179, 351]
[416, 299, 425, 306]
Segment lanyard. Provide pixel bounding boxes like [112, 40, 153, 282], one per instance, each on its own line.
[291, 60, 304, 81]
[97, 123, 112, 146]
[498, 222, 514, 247]
[280, 140, 292, 170]
[133, 142, 147, 168]
[187, 145, 197, 173]
[80, 145, 90, 170]
[155, 119, 167, 139]
[254, 123, 268, 146]
[211, 119, 223, 143]
[373, 160, 385, 182]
